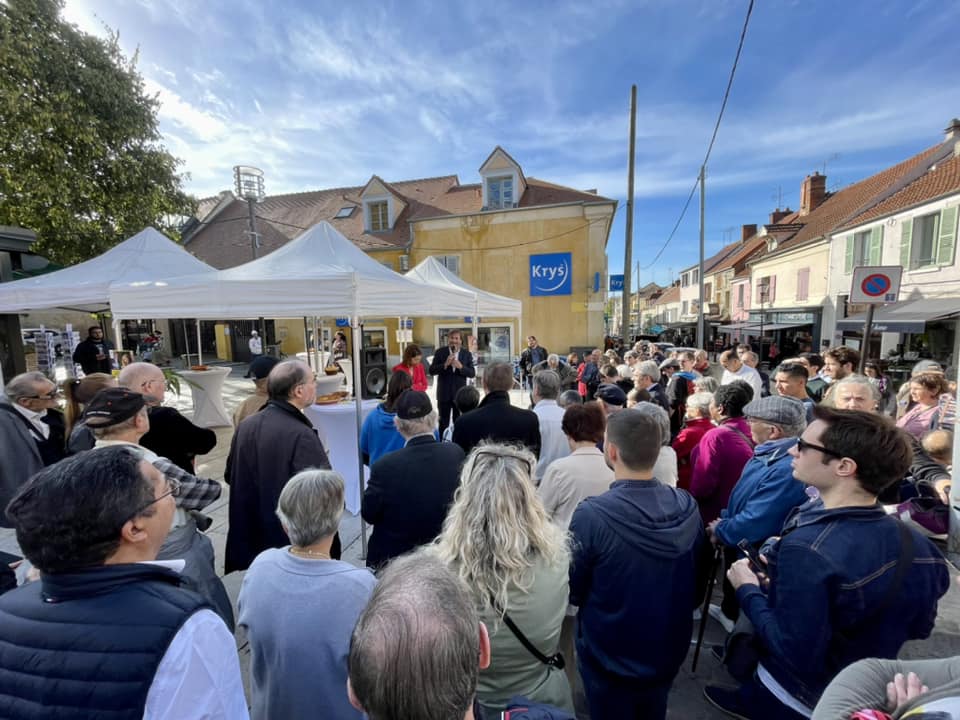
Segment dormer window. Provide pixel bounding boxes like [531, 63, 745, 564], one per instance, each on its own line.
[366, 200, 389, 232]
[487, 176, 514, 209]
[335, 206, 355, 219]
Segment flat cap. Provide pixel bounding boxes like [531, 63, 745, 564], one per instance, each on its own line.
[595, 383, 627, 407]
[743, 395, 804, 427]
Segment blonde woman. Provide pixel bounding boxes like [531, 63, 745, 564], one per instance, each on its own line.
[434, 443, 573, 714]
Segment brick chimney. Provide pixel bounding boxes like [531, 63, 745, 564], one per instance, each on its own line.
[769, 208, 792, 224]
[741, 224, 757, 242]
[800, 172, 826, 216]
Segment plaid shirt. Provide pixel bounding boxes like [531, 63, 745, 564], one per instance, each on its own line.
[93, 439, 221, 511]
[151, 457, 222, 511]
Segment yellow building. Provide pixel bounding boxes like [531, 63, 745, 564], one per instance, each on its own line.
[181, 147, 616, 364]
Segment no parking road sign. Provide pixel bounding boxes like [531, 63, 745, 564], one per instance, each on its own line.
[849, 266, 902, 304]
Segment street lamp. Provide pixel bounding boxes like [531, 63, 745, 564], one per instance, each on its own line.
[234, 165, 265, 260]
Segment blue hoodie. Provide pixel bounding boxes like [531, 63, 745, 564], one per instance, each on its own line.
[569, 480, 705, 680]
[359, 404, 404, 466]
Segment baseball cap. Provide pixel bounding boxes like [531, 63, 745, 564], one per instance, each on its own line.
[395, 390, 433, 419]
[595, 384, 627, 407]
[743, 395, 804, 427]
[250, 355, 280, 380]
[911, 360, 942, 376]
[659, 358, 680, 370]
[84, 388, 147, 428]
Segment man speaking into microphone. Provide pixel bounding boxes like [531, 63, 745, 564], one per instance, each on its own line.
[429, 330, 476, 436]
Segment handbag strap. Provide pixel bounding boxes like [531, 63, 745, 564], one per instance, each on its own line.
[491, 598, 565, 670]
[721, 422, 755, 449]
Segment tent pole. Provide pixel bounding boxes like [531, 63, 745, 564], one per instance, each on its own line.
[351, 315, 368, 559]
[517, 315, 523, 405]
[316, 317, 323, 369]
[196, 320, 203, 366]
[182, 319, 190, 367]
[302, 317, 311, 370]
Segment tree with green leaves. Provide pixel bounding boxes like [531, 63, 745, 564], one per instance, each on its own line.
[0, 0, 195, 264]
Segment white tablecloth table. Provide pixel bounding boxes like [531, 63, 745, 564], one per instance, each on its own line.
[176, 367, 233, 428]
[304, 399, 380, 515]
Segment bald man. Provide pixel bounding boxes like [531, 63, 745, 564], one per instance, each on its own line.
[119, 362, 217, 473]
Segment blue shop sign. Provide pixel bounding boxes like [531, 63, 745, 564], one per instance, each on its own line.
[530, 252, 572, 296]
[335, 318, 350, 327]
[609, 274, 624, 292]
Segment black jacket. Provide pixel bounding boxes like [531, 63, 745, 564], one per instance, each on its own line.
[428, 346, 476, 403]
[72, 337, 114, 375]
[452, 390, 541, 458]
[362, 435, 465, 569]
[225, 400, 331, 573]
[141, 406, 217, 473]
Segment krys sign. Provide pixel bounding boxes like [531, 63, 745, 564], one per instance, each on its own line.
[529, 252, 572, 296]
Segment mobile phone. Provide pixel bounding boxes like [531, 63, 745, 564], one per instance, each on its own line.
[737, 539, 765, 573]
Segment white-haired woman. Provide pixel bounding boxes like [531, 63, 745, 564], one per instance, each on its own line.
[239, 470, 376, 720]
[434, 443, 573, 714]
[632, 402, 678, 487]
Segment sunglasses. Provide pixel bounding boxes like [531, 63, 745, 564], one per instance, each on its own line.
[795, 437, 845, 460]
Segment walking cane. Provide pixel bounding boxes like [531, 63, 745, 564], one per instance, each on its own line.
[692, 545, 723, 672]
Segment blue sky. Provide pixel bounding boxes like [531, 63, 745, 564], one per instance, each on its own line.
[63, 0, 960, 289]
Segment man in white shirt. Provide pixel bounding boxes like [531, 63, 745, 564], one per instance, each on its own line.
[720, 349, 762, 400]
[532, 369, 569, 484]
[0, 372, 64, 526]
[245, 330, 264, 378]
[0, 446, 248, 719]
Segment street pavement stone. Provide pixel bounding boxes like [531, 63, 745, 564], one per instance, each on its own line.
[2, 362, 959, 718]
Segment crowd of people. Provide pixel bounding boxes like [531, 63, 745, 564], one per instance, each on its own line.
[0, 327, 957, 720]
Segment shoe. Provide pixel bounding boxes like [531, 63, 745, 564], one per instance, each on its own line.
[711, 644, 725, 664]
[703, 685, 750, 720]
[709, 603, 736, 633]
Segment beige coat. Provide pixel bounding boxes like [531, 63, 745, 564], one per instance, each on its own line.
[539, 447, 615, 530]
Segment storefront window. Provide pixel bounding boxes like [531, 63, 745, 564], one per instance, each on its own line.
[437, 325, 514, 367]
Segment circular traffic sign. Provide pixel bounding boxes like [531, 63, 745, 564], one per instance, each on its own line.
[861, 273, 892, 297]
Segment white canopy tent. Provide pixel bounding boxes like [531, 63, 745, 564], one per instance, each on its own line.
[109, 221, 484, 557]
[0, 226, 215, 314]
[109, 221, 478, 320]
[405, 256, 522, 319]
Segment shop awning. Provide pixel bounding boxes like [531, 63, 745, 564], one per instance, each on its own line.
[749, 323, 811, 332]
[837, 298, 960, 334]
[718, 322, 753, 331]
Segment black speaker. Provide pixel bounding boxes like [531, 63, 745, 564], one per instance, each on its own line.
[360, 348, 388, 399]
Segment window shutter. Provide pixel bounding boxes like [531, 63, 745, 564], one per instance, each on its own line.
[869, 226, 883, 265]
[797, 268, 809, 301]
[844, 235, 854, 274]
[900, 219, 913, 269]
[937, 206, 958, 266]
[769, 275, 777, 302]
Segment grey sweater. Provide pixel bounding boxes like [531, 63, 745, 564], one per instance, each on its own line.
[238, 548, 377, 720]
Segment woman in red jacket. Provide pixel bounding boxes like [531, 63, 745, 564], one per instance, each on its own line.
[393, 343, 428, 392]
[671, 391, 716, 491]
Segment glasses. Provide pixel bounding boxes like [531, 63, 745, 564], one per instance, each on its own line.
[132, 478, 181, 517]
[26, 389, 60, 399]
[795, 438, 845, 460]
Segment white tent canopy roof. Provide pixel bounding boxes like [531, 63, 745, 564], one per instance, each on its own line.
[0, 227, 215, 313]
[110, 221, 479, 320]
[405, 256, 522, 317]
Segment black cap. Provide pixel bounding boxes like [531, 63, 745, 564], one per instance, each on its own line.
[250, 355, 280, 380]
[395, 390, 433, 419]
[84, 388, 147, 428]
[595, 384, 627, 407]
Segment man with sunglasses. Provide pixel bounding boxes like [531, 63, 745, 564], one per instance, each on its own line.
[0, 372, 66, 527]
[705, 407, 950, 719]
[0, 447, 248, 719]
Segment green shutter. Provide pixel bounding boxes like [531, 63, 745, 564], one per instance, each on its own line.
[900, 219, 913, 269]
[869, 226, 883, 264]
[937, 206, 958, 266]
[844, 235, 854, 274]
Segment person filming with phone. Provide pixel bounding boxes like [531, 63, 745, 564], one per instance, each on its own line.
[704, 407, 950, 719]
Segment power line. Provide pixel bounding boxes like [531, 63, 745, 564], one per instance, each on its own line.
[641, 0, 755, 270]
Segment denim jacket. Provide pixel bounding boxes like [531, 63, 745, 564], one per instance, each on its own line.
[714, 437, 808, 547]
[736, 500, 950, 708]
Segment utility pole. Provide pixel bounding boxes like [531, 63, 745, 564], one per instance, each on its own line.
[697, 165, 706, 350]
[622, 85, 637, 341]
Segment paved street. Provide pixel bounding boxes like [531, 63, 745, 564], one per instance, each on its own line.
[2, 363, 959, 718]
